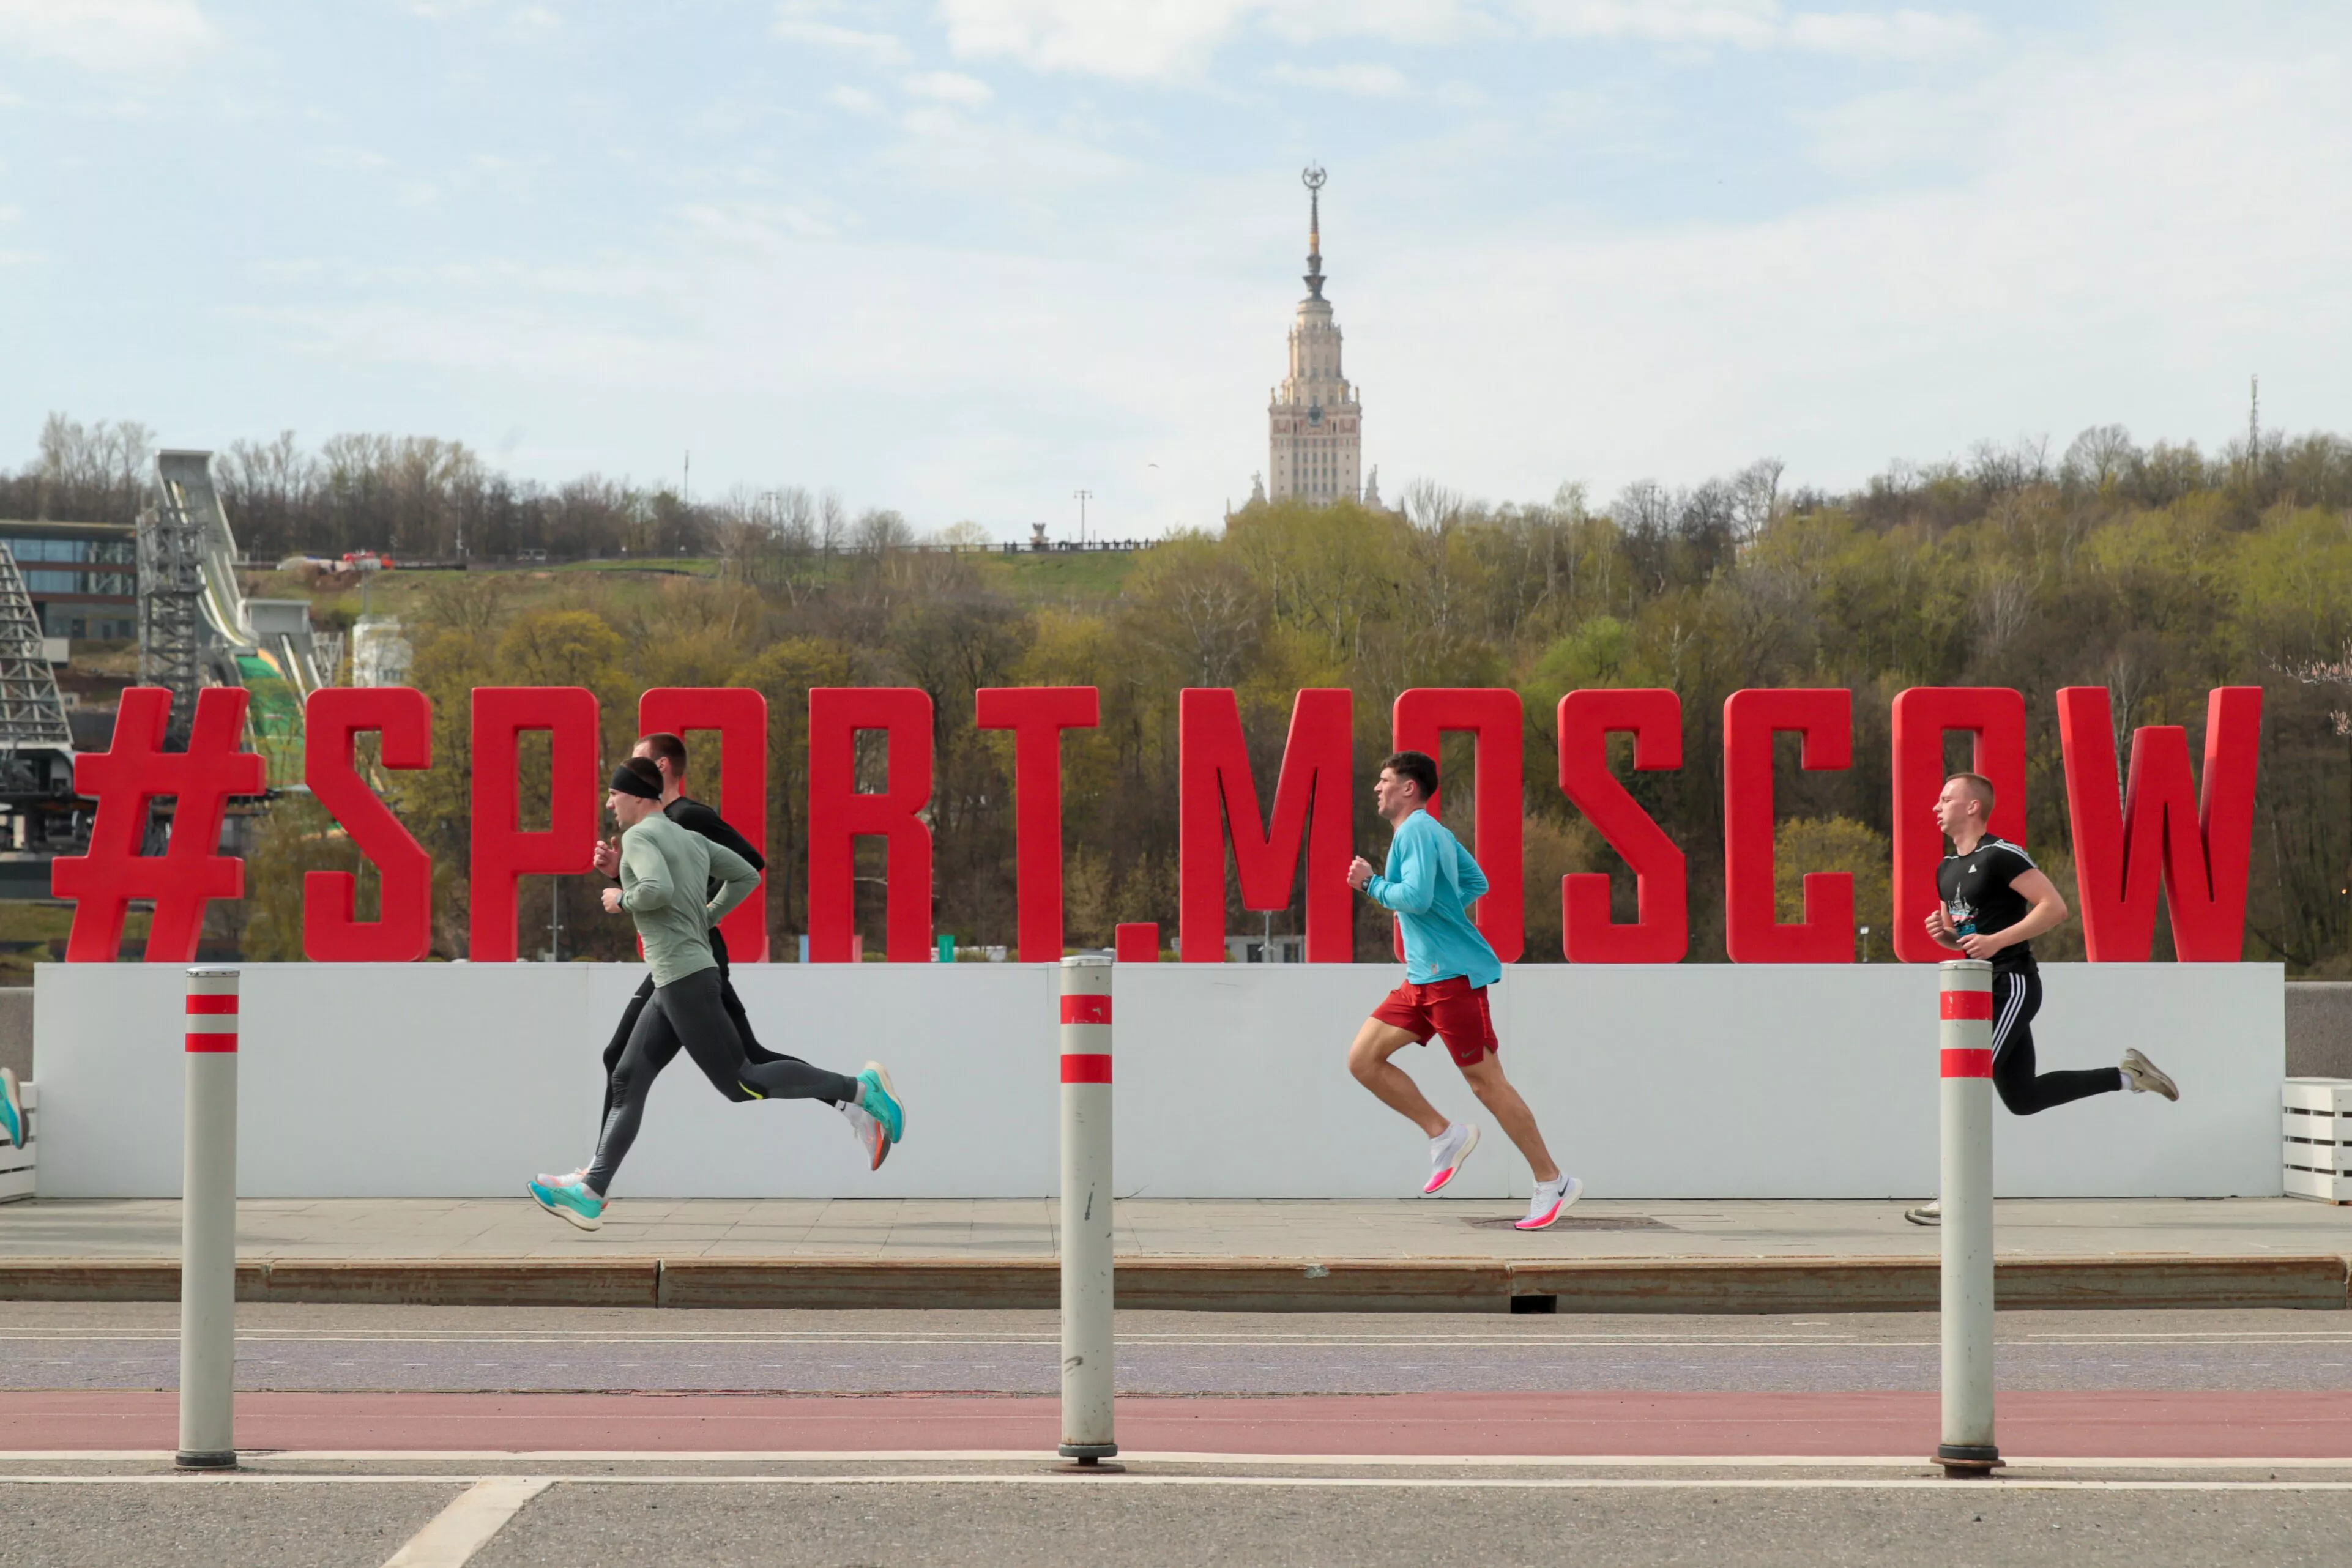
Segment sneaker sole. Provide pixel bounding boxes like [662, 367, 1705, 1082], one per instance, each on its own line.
[528, 1185, 603, 1233]
[1905, 1209, 1940, 1226]
[1422, 1124, 1479, 1195]
[2124, 1054, 2179, 1101]
[1516, 1178, 1584, 1231]
[865, 1061, 903, 1143]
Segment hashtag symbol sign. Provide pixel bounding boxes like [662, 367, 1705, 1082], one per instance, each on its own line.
[53, 686, 266, 963]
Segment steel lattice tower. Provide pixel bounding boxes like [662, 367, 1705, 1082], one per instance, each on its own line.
[0, 546, 72, 768]
[141, 451, 212, 747]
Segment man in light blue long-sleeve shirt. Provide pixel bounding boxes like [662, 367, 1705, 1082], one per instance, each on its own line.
[1347, 749, 1581, 1229]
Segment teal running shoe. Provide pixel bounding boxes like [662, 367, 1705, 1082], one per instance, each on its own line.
[856, 1062, 903, 1145]
[0, 1067, 20, 1149]
[527, 1178, 605, 1232]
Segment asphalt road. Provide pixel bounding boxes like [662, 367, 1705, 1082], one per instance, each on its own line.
[4, 1302, 2350, 1394]
[7, 1305, 2351, 1566]
[4, 1464, 2352, 1568]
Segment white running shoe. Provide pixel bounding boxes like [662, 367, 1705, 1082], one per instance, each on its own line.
[1423, 1123, 1479, 1195]
[1905, 1200, 1941, 1226]
[1516, 1173, 1583, 1231]
[841, 1099, 890, 1171]
[2120, 1048, 2179, 1101]
[535, 1167, 589, 1189]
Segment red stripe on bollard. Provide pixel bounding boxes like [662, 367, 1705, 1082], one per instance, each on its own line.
[1940, 991, 1993, 1020]
[185, 995, 238, 1015]
[1060, 995, 1111, 1025]
[1060, 1054, 1112, 1084]
[1940, 1047, 1993, 1078]
[184, 1032, 238, 1054]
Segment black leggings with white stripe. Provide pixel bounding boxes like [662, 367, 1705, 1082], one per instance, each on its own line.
[1989, 966, 2124, 1116]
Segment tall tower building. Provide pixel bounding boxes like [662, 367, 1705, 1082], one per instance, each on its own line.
[1267, 167, 1361, 505]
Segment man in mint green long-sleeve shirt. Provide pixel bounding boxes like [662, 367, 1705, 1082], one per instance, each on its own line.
[1347, 749, 1580, 1230]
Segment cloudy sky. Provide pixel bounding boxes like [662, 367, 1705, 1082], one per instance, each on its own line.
[2, 1, 2347, 538]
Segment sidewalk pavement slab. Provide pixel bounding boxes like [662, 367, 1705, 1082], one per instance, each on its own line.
[2, 1198, 2346, 1312]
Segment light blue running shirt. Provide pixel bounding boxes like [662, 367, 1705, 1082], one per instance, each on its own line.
[1364, 808, 1502, 989]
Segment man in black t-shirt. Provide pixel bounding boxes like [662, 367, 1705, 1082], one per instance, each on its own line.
[538, 732, 895, 1189]
[1904, 771, 2178, 1226]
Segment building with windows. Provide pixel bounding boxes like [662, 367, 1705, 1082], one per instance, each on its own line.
[1266, 167, 1364, 506]
[0, 521, 137, 639]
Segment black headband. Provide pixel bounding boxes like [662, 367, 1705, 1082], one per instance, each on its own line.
[609, 764, 662, 800]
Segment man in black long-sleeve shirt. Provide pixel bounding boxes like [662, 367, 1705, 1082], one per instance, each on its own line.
[538, 732, 891, 1187]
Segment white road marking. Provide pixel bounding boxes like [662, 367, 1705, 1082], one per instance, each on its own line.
[7, 1451, 2352, 1469]
[378, 1476, 550, 1567]
[0, 1472, 2348, 1493]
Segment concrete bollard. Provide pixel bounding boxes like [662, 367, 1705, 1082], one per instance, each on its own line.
[1936, 959, 2000, 1475]
[177, 967, 240, 1470]
[1057, 954, 1117, 1468]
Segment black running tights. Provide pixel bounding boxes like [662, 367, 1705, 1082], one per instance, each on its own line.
[1989, 967, 2124, 1117]
[584, 967, 862, 1195]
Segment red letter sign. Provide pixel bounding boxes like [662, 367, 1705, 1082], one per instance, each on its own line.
[1392, 689, 1524, 962]
[976, 686, 1100, 962]
[1179, 688, 1353, 963]
[1889, 688, 2026, 964]
[807, 687, 934, 962]
[469, 687, 601, 962]
[641, 687, 770, 964]
[1558, 688, 1687, 962]
[2056, 685, 2263, 960]
[1723, 688, 1854, 962]
[54, 686, 264, 962]
[304, 687, 433, 962]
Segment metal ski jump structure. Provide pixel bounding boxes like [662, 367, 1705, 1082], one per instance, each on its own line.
[146, 450, 327, 778]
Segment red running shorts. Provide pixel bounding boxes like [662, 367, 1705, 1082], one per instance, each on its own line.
[1371, 975, 1499, 1068]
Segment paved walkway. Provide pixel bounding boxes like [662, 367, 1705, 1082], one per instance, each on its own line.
[2, 1197, 2345, 1262]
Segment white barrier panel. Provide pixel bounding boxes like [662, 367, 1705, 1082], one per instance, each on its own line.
[33, 961, 2283, 1200]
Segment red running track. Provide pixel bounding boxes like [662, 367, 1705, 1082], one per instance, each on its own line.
[6, 1391, 2351, 1459]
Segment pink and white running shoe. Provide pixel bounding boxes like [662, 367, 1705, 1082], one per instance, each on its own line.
[1423, 1123, 1480, 1194]
[1516, 1173, 1584, 1230]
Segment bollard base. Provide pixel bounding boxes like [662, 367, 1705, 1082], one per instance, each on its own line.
[1052, 1446, 1125, 1475]
[1933, 1444, 2002, 1477]
[173, 1451, 237, 1471]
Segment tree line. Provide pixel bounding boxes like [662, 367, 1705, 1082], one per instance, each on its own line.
[204, 416, 2352, 976]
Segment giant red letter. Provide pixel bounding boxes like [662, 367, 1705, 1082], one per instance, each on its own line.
[1179, 688, 1353, 963]
[1558, 688, 1687, 963]
[807, 687, 934, 962]
[976, 686, 1100, 962]
[469, 687, 601, 962]
[1890, 688, 2026, 964]
[2056, 685, 2263, 961]
[303, 686, 433, 962]
[641, 687, 770, 964]
[1392, 689, 1523, 962]
[1723, 688, 1853, 962]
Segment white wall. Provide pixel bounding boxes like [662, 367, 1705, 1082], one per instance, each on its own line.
[32, 961, 2282, 1200]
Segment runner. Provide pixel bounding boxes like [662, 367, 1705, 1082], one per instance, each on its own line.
[1345, 749, 1582, 1230]
[527, 757, 904, 1232]
[1906, 770, 2178, 1225]
[539, 732, 892, 1186]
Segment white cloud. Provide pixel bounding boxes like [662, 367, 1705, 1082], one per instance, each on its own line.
[510, 5, 560, 32]
[1267, 62, 1414, 98]
[1788, 9, 1985, 59]
[940, 0, 1982, 80]
[0, 0, 210, 72]
[825, 84, 881, 113]
[903, 70, 994, 106]
[772, 4, 910, 65]
[1516, 0, 1780, 48]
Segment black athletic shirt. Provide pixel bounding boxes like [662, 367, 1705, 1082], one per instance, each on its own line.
[1935, 834, 2039, 973]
